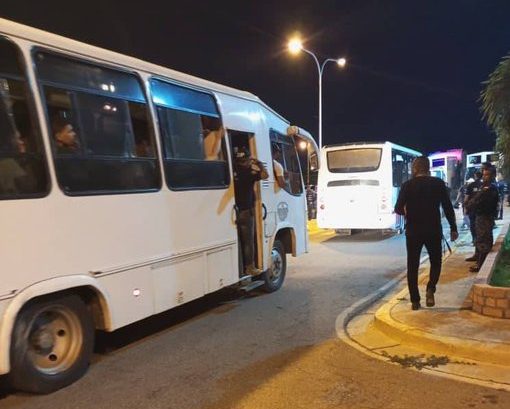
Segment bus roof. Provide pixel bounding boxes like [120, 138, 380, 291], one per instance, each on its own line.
[0, 17, 308, 130]
[467, 151, 495, 156]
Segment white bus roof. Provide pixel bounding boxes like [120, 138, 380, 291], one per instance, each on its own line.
[467, 151, 495, 156]
[0, 17, 310, 132]
[323, 141, 421, 156]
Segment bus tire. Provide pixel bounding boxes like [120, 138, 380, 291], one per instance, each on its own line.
[261, 240, 286, 293]
[8, 294, 94, 394]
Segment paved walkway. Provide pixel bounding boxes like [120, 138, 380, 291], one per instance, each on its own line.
[345, 217, 510, 390]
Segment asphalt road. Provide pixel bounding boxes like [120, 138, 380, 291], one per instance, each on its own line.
[1, 228, 508, 408]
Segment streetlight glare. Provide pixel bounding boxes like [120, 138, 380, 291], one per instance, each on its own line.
[337, 57, 347, 68]
[286, 39, 347, 149]
[288, 38, 303, 54]
[299, 140, 308, 150]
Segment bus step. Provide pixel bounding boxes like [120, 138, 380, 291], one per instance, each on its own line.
[239, 279, 264, 292]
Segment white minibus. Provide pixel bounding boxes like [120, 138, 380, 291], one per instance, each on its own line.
[0, 18, 317, 393]
[428, 148, 464, 196]
[465, 151, 500, 181]
[317, 141, 421, 231]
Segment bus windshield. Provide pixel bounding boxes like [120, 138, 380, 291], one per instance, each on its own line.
[327, 148, 382, 173]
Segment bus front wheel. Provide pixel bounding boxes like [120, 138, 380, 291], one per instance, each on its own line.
[261, 239, 286, 293]
[8, 294, 94, 394]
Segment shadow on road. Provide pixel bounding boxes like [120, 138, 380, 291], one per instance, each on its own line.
[94, 287, 264, 354]
[322, 230, 399, 243]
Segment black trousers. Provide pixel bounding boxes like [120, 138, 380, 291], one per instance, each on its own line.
[406, 232, 442, 303]
[469, 214, 477, 244]
[238, 208, 255, 267]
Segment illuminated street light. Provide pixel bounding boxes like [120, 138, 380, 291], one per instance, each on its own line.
[299, 140, 308, 150]
[287, 38, 347, 150]
[288, 38, 303, 54]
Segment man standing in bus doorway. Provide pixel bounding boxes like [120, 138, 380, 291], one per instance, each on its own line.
[233, 147, 269, 276]
[395, 156, 458, 310]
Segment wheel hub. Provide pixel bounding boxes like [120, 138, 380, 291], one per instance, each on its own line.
[27, 307, 83, 375]
[31, 328, 55, 352]
[270, 248, 283, 283]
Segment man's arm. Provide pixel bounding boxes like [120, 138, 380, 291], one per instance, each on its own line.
[394, 183, 407, 216]
[440, 182, 458, 238]
[259, 160, 269, 180]
[273, 160, 286, 188]
[251, 159, 269, 181]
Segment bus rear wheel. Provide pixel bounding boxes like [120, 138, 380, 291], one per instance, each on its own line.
[261, 239, 286, 293]
[8, 294, 94, 394]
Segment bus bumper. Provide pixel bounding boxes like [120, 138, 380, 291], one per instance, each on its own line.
[317, 213, 396, 230]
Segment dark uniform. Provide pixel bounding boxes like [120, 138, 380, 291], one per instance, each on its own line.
[496, 180, 506, 220]
[470, 182, 499, 269]
[464, 177, 482, 244]
[233, 153, 268, 274]
[395, 176, 457, 305]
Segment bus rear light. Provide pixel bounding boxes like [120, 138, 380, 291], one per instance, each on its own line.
[378, 192, 391, 214]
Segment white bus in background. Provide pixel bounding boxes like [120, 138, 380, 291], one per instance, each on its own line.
[428, 149, 464, 197]
[465, 151, 500, 181]
[0, 18, 317, 393]
[317, 142, 421, 232]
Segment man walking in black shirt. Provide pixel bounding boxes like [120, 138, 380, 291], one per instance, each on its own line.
[395, 157, 458, 310]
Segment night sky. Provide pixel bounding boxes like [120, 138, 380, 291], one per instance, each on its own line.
[1, 0, 510, 154]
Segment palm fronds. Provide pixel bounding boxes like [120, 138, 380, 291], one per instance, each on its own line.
[481, 52, 510, 177]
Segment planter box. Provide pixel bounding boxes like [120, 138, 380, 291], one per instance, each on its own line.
[470, 223, 510, 319]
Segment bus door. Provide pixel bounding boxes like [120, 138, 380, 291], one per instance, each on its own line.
[228, 130, 266, 275]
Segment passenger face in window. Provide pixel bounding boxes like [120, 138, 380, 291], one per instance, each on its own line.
[202, 116, 224, 161]
[135, 137, 153, 157]
[53, 119, 79, 152]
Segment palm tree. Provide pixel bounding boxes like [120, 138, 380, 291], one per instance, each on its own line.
[481, 52, 510, 176]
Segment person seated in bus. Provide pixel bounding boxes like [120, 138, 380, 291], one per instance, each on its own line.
[0, 131, 29, 194]
[271, 142, 286, 189]
[52, 117, 79, 154]
[233, 146, 268, 276]
[134, 131, 154, 157]
[202, 116, 224, 160]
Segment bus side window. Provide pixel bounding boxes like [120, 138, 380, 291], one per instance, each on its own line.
[270, 130, 303, 195]
[35, 51, 160, 195]
[0, 37, 49, 200]
[151, 79, 229, 190]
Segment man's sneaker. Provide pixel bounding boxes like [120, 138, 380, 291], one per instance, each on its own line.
[411, 302, 421, 311]
[465, 255, 477, 262]
[426, 291, 435, 307]
[245, 265, 262, 276]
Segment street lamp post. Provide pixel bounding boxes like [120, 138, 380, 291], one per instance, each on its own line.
[288, 39, 346, 150]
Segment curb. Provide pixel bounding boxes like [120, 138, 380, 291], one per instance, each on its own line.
[335, 254, 427, 339]
[336, 224, 461, 335]
[372, 223, 510, 366]
[373, 293, 510, 365]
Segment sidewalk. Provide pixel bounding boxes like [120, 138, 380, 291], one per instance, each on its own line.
[344, 217, 510, 390]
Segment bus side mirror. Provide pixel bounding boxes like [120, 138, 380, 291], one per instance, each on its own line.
[310, 152, 318, 171]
